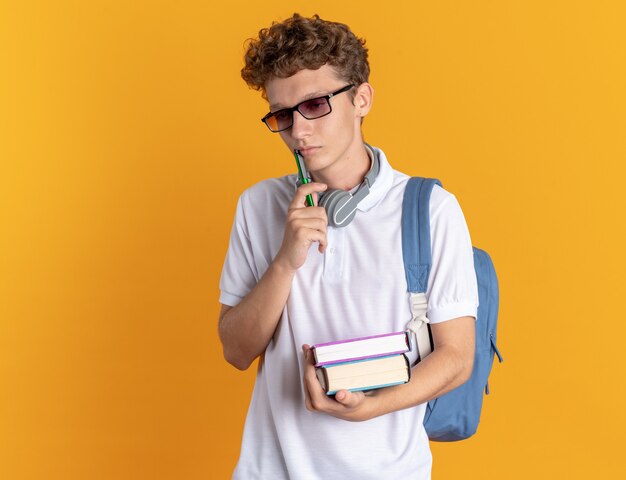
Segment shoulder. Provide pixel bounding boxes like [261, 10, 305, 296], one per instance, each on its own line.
[237, 174, 296, 216]
[388, 172, 459, 215]
[430, 184, 458, 215]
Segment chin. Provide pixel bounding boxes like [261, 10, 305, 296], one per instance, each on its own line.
[307, 154, 334, 175]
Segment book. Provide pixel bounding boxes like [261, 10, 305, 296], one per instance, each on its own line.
[311, 331, 410, 367]
[315, 354, 410, 395]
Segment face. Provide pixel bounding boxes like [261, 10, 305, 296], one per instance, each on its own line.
[264, 64, 372, 183]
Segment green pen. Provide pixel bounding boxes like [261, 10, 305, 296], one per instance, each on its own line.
[294, 149, 315, 207]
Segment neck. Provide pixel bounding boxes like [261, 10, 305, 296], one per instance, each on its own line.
[311, 143, 372, 191]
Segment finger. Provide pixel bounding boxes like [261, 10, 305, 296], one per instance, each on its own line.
[334, 389, 365, 408]
[302, 345, 318, 377]
[290, 229, 327, 254]
[302, 347, 332, 410]
[288, 213, 328, 245]
[291, 220, 327, 253]
[302, 345, 315, 411]
[291, 183, 327, 209]
[289, 216, 327, 234]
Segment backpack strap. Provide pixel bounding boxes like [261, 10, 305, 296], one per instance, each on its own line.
[402, 177, 442, 362]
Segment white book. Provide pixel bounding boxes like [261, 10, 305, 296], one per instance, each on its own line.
[311, 331, 410, 366]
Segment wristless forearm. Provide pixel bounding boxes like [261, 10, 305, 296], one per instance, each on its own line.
[366, 345, 472, 418]
[219, 260, 296, 370]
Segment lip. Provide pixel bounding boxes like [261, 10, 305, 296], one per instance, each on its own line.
[297, 146, 320, 157]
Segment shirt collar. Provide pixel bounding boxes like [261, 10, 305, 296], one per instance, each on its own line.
[356, 145, 393, 212]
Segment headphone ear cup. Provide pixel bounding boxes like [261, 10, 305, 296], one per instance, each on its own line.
[319, 189, 358, 228]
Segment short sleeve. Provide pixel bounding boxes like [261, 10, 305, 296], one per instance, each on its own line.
[219, 194, 259, 306]
[426, 186, 479, 323]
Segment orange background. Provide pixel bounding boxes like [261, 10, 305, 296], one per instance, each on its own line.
[1, 1, 625, 478]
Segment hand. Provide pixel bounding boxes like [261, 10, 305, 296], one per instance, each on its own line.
[274, 183, 328, 272]
[301, 344, 376, 422]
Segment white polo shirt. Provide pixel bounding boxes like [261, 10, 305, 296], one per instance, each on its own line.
[219, 146, 478, 479]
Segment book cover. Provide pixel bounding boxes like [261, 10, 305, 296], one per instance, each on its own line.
[315, 354, 411, 395]
[312, 331, 410, 367]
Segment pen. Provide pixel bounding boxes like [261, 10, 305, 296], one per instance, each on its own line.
[294, 150, 315, 207]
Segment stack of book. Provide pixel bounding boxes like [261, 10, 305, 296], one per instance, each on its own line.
[312, 331, 411, 395]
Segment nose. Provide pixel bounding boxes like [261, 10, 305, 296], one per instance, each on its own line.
[290, 110, 313, 140]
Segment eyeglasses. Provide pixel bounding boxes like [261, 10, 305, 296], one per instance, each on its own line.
[261, 84, 354, 133]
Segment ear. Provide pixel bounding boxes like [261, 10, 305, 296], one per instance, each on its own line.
[353, 82, 374, 118]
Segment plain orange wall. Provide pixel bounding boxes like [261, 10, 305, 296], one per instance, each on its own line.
[1, 1, 625, 479]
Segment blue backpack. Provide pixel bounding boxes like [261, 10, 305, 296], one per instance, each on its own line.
[401, 177, 503, 441]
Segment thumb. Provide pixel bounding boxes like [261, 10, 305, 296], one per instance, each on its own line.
[335, 389, 364, 407]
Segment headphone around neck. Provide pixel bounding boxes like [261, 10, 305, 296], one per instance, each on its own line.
[296, 144, 380, 228]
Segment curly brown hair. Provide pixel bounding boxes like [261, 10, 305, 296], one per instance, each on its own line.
[241, 13, 369, 100]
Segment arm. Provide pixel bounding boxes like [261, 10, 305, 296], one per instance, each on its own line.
[302, 315, 475, 421]
[218, 182, 328, 371]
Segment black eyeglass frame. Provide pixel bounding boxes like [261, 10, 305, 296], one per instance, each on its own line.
[261, 84, 355, 133]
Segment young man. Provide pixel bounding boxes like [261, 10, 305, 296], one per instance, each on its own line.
[219, 13, 478, 479]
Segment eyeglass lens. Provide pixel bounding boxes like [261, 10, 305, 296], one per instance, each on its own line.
[266, 97, 332, 132]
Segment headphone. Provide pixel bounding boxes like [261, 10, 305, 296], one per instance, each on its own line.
[296, 143, 380, 228]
